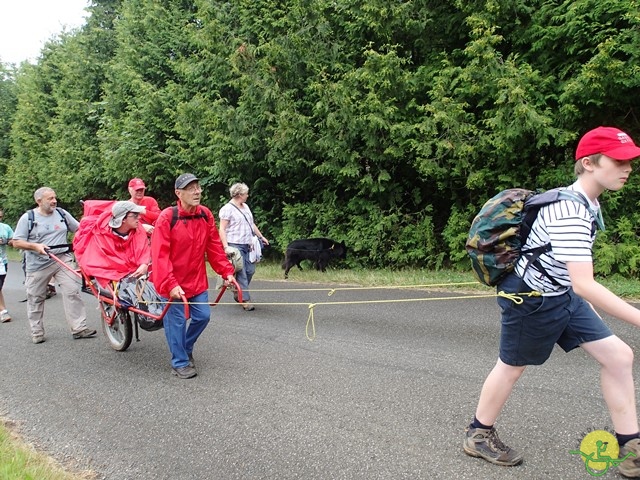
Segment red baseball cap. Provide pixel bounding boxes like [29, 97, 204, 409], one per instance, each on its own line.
[575, 127, 640, 161]
[128, 178, 146, 189]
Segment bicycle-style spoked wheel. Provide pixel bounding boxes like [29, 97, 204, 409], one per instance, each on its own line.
[100, 302, 133, 351]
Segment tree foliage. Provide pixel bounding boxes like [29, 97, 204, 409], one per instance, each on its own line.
[0, 64, 17, 180]
[2, 0, 640, 275]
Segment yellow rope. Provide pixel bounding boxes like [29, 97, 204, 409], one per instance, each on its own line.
[306, 304, 316, 341]
[133, 284, 542, 342]
[231, 281, 479, 294]
[497, 289, 541, 305]
[143, 293, 510, 307]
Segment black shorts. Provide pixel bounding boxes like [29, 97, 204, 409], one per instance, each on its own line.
[0, 263, 6, 290]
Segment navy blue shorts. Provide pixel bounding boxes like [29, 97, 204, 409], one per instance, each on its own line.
[496, 273, 613, 366]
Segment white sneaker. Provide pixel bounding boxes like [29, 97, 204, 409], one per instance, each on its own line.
[0, 310, 11, 323]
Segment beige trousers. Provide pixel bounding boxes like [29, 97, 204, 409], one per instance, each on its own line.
[25, 254, 88, 337]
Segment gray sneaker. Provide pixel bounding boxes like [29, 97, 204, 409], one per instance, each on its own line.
[463, 426, 523, 466]
[619, 438, 640, 478]
[172, 365, 197, 379]
[32, 335, 45, 344]
[72, 328, 97, 339]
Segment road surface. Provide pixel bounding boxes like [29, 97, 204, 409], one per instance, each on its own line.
[0, 261, 636, 479]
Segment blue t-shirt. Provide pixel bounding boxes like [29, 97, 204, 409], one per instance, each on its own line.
[0, 222, 13, 265]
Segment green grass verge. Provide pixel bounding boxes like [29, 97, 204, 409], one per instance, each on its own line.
[250, 260, 640, 300]
[0, 418, 95, 480]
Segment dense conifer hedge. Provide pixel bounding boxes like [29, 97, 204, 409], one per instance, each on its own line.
[1, 0, 639, 275]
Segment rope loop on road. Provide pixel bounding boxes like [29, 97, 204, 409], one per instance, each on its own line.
[307, 304, 317, 341]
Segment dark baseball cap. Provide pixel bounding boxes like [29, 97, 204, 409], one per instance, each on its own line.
[175, 173, 199, 189]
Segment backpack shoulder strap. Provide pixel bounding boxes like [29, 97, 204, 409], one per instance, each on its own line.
[170, 206, 179, 229]
[56, 207, 70, 230]
[27, 209, 35, 239]
[29, 208, 71, 233]
[523, 188, 605, 231]
[556, 190, 605, 231]
[169, 206, 209, 229]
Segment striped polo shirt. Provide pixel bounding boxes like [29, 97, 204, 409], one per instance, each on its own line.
[514, 181, 599, 295]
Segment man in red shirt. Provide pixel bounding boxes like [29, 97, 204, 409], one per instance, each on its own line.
[151, 173, 235, 379]
[128, 178, 161, 234]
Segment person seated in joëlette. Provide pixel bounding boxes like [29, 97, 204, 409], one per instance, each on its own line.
[73, 201, 151, 287]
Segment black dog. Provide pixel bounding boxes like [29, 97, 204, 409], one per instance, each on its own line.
[283, 238, 347, 278]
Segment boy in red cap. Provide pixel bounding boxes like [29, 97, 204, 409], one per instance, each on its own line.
[463, 127, 640, 477]
[127, 178, 161, 234]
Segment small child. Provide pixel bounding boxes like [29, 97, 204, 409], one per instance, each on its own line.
[463, 127, 640, 478]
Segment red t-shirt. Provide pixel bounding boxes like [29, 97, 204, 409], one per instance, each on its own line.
[137, 196, 161, 225]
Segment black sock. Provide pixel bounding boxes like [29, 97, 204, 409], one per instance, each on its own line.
[616, 432, 640, 447]
[470, 416, 493, 430]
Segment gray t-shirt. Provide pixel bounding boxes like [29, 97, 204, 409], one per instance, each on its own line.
[13, 208, 79, 272]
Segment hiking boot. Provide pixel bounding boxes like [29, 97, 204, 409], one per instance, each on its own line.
[463, 426, 523, 466]
[72, 328, 97, 339]
[45, 284, 57, 299]
[32, 335, 45, 344]
[0, 310, 11, 323]
[619, 438, 640, 478]
[188, 354, 195, 368]
[172, 365, 197, 379]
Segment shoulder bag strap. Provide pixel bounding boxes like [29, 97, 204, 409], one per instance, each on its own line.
[229, 202, 256, 236]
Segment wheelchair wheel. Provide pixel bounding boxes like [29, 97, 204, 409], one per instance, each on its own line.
[100, 302, 133, 351]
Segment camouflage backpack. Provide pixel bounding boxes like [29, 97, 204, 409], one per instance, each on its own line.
[465, 188, 605, 287]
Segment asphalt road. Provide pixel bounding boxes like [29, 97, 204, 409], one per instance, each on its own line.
[0, 260, 638, 479]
